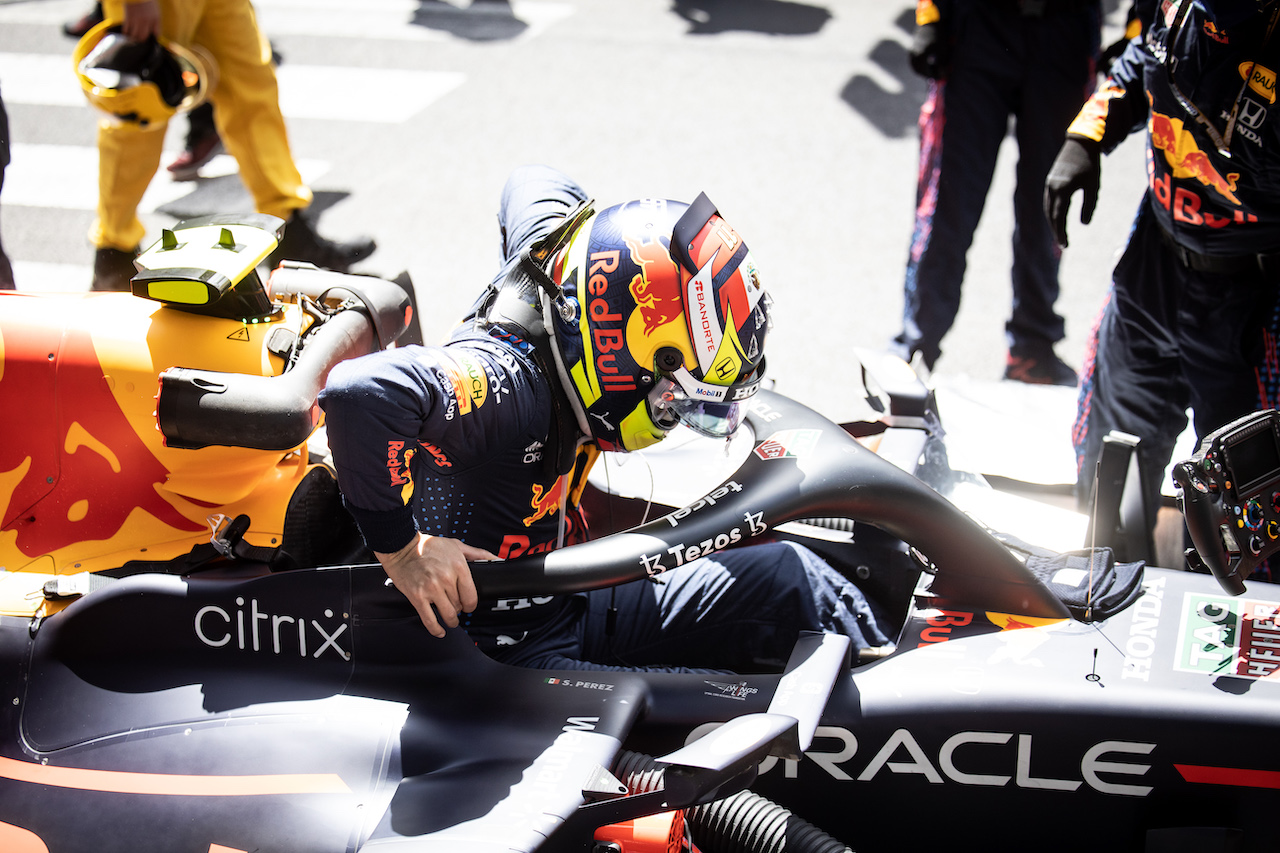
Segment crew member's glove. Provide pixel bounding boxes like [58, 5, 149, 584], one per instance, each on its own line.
[1099, 34, 1133, 74]
[1044, 135, 1102, 249]
[909, 22, 949, 79]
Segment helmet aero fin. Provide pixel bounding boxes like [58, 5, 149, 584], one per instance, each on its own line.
[521, 198, 595, 326]
[674, 192, 764, 378]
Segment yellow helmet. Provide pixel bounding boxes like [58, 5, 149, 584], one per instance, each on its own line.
[72, 20, 214, 128]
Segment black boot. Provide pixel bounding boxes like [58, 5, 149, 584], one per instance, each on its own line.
[0, 231, 14, 290]
[92, 246, 139, 292]
[1003, 349, 1078, 387]
[0, 248, 14, 291]
[267, 211, 376, 273]
[63, 3, 103, 38]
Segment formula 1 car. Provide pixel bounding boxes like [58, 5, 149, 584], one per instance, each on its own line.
[1, 215, 1278, 853]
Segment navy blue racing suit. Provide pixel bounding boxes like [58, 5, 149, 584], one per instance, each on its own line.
[1070, 1, 1280, 578]
[319, 165, 890, 671]
[896, 0, 1101, 369]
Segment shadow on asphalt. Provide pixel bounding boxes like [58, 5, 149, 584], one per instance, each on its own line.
[410, 0, 528, 42]
[839, 7, 928, 139]
[670, 0, 832, 35]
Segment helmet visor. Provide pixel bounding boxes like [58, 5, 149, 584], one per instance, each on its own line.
[647, 362, 764, 439]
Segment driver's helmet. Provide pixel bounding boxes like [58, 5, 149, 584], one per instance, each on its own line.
[546, 193, 770, 452]
[72, 21, 214, 128]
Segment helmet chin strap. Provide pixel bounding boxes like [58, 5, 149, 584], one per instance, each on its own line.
[520, 197, 599, 443]
[540, 289, 595, 441]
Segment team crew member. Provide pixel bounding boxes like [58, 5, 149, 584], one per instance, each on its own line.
[894, 0, 1101, 384]
[1045, 0, 1280, 572]
[78, 0, 374, 291]
[319, 165, 889, 672]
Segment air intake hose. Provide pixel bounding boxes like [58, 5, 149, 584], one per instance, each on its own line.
[157, 268, 411, 451]
[612, 750, 852, 853]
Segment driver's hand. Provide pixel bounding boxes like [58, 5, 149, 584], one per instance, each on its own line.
[121, 0, 162, 42]
[376, 534, 497, 638]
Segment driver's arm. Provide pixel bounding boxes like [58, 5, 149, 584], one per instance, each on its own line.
[319, 348, 499, 636]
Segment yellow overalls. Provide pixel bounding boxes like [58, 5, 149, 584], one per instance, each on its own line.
[92, 0, 312, 251]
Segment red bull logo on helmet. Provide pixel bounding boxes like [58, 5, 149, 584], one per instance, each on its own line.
[626, 233, 684, 338]
[624, 221, 765, 387]
[587, 249, 635, 394]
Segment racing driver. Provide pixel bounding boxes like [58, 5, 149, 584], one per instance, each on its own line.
[319, 165, 890, 672]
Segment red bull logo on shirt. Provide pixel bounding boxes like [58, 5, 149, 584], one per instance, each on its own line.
[523, 474, 567, 527]
[1149, 107, 1242, 206]
[387, 441, 411, 486]
[1203, 20, 1229, 44]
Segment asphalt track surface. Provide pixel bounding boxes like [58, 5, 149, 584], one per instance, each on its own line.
[0, 0, 1148, 475]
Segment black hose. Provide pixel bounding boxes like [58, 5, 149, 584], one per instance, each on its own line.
[613, 750, 853, 853]
[155, 269, 410, 451]
[156, 308, 372, 451]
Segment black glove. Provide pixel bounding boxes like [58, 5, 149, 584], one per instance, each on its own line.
[909, 22, 949, 79]
[1044, 135, 1101, 249]
[1099, 35, 1132, 74]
